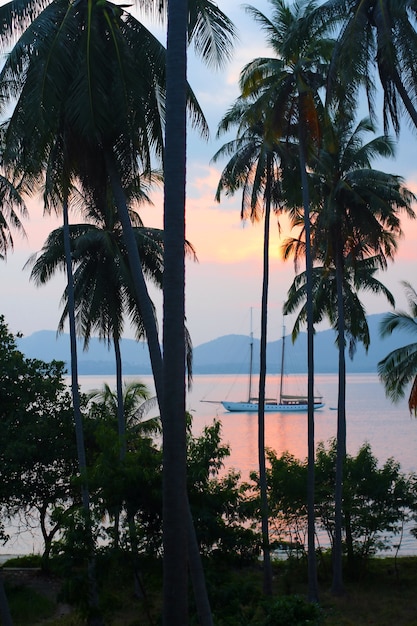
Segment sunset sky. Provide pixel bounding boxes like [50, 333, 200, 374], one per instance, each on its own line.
[1, 0, 417, 348]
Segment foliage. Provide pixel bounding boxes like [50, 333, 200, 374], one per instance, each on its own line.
[0, 314, 80, 565]
[5, 553, 417, 625]
[267, 440, 417, 564]
[265, 451, 309, 555]
[378, 281, 417, 414]
[263, 594, 323, 625]
[2, 554, 42, 568]
[187, 419, 260, 561]
[82, 393, 163, 556]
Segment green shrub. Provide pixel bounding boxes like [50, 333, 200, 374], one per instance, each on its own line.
[263, 595, 322, 626]
[3, 554, 42, 568]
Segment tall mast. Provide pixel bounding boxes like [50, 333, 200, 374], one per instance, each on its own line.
[279, 318, 285, 403]
[248, 307, 254, 402]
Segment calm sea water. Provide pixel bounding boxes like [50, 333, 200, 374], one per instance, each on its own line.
[76, 372, 417, 476]
[3, 372, 417, 558]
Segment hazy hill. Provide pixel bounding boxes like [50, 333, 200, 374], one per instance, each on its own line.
[192, 313, 411, 374]
[16, 331, 153, 375]
[15, 313, 410, 375]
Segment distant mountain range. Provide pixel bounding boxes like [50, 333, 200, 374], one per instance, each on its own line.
[15, 313, 410, 376]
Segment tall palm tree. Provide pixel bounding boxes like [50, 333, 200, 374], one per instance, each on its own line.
[235, 0, 334, 602]
[0, 0, 207, 401]
[27, 175, 193, 598]
[0, 2, 235, 622]
[161, 1, 234, 622]
[27, 193, 163, 444]
[284, 257, 395, 354]
[378, 282, 417, 414]
[319, 0, 417, 133]
[213, 100, 287, 594]
[27, 181, 195, 452]
[283, 111, 415, 594]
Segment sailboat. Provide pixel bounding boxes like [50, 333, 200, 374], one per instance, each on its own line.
[221, 319, 325, 413]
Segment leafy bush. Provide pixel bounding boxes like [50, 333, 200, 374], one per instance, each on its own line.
[2, 554, 42, 568]
[267, 440, 417, 564]
[263, 595, 322, 626]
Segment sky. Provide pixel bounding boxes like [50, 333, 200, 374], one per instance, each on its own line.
[1, 0, 417, 347]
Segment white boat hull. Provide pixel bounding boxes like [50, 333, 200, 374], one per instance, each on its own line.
[221, 400, 325, 413]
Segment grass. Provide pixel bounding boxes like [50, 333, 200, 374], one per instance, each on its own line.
[318, 557, 417, 625]
[5, 584, 56, 625]
[2, 554, 417, 625]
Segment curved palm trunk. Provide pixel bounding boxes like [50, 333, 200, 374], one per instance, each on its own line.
[63, 199, 102, 625]
[331, 249, 347, 596]
[105, 154, 164, 406]
[107, 151, 213, 626]
[258, 153, 273, 595]
[298, 122, 319, 604]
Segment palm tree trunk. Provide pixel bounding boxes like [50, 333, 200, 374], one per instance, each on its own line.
[163, 0, 189, 620]
[113, 338, 146, 598]
[113, 337, 125, 551]
[258, 153, 273, 595]
[114, 338, 126, 459]
[332, 250, 346, 596]
[187, 505, 213, 626]
[105, 153, 164, 407]
[298, 121, 319, 604]
[106, 150, 213, 626]
[62, 199, 102, 625]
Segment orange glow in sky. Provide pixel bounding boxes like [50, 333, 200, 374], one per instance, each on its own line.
[2, 0, 417, 346]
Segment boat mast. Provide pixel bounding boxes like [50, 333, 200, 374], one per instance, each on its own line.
[248, 308, 254, 402]
[279, 318, 285, 403]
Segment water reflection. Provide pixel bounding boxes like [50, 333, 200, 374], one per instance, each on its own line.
[3, 372, 417, 557]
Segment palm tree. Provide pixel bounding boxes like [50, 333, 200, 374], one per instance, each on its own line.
[236, 0, 334, 602]
[87, 379, 159, 599]
[0, 2, 235, 622]
[27, 180, 194, 451]
[283, 111, 415, 594]
[87, 380, 159, 538]
[27, 175, 193, 599]
[285, 257, 395, 353]
[88, 381, 159, 434]
[378, 282, 417, 414]
[319, 0, 417, 133]
[213, 100, 287, 594]
[27, 177, 164, 454]
[161, 1, 234, 622]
